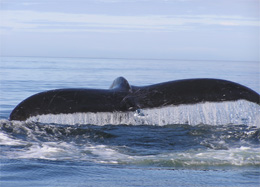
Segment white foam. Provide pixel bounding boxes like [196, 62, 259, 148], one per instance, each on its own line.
[83, 145, 133, 164]
[5, 139, 259, 166]
[27, 100, 260, 126]
[12, 142, 79, 160]
[0, 131, 25, 146]
[2, 121, 259, 166]
[9, 141, 132, 163]
[126, 146, 260, 167]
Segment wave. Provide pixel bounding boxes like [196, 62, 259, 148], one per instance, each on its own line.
[1, 119, 259, 168]
[1, 136, 259, 167]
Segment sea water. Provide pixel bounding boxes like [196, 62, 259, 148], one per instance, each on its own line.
[0, 57, 259, 186]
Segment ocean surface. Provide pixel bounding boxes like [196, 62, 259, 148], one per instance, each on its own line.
[0, 57, 259, 187]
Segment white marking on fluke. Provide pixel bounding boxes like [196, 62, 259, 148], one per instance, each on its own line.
[26, 100, 260, 126]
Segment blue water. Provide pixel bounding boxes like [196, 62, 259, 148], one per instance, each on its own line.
[0, 57, 259, 186]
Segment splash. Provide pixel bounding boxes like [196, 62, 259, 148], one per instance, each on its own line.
[3, 138, 260, 167]
[126, 146, 260, 167]
[1, 118, 259, 168]
[26, 100, 260, 126]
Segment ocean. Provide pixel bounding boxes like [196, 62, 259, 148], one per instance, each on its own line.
[0, 57, 259, 187]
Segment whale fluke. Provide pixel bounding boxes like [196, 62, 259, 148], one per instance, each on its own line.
[9, 77, 260, 121]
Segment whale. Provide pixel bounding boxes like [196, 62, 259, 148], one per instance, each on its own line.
[9, 77, 260, 121]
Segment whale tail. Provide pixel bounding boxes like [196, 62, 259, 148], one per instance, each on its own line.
[9, 77, 260, 121]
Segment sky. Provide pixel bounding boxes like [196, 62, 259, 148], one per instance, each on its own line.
[0, 0, 259, 61]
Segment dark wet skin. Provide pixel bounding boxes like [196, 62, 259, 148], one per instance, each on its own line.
[10, 77, 260, 121]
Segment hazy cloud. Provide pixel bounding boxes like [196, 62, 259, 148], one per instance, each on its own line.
[1, 10, 258, 34]
[1, 0, 258, 61]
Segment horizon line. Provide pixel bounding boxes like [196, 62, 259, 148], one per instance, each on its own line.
[1, 55, 259, 63]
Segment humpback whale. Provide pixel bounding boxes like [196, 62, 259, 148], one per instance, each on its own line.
[9, 77, 260, 121]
